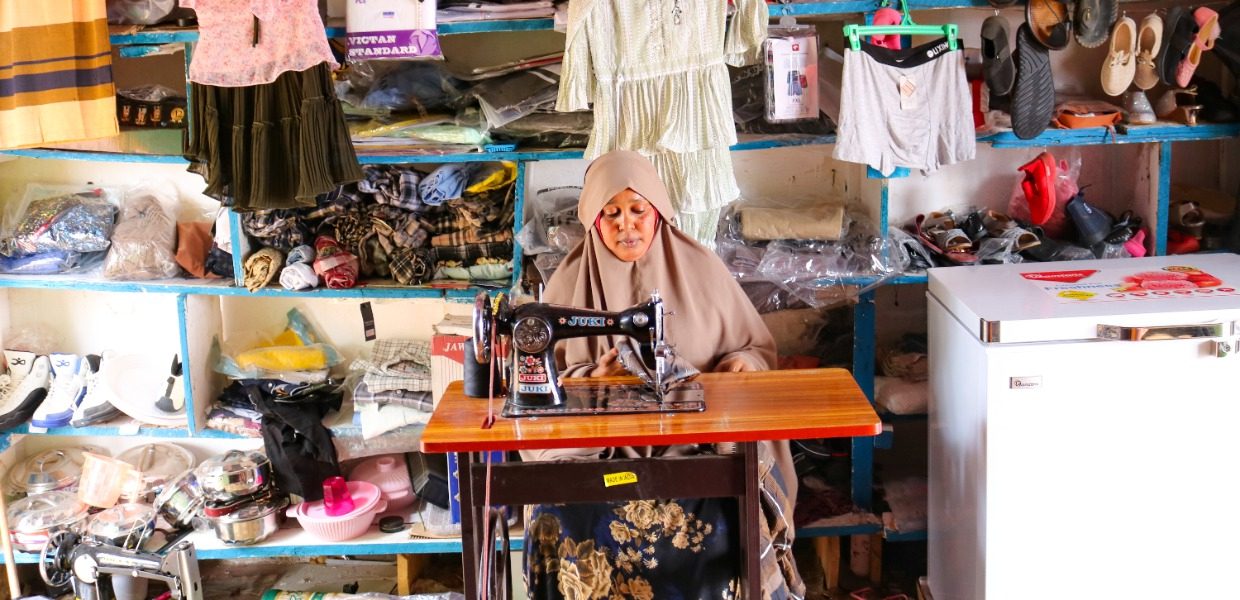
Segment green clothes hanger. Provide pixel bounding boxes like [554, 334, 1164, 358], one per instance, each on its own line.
[843, 0, 959, 52]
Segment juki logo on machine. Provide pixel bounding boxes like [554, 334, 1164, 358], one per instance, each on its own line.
[558, 316, 614, 327]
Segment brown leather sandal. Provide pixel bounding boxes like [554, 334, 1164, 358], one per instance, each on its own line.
[1026, 0, 1072, 50]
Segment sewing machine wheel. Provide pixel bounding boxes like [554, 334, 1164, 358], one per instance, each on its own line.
[38, 530, 78, 588]
[473, 291, 493, 363]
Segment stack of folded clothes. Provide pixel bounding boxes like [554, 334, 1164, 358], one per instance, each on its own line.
[349, 339, 434, 440]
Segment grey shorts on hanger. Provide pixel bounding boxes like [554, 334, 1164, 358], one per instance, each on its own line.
[833, 38, 976, 177]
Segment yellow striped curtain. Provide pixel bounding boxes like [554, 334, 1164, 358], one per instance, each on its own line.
[0, 0, 118, 149]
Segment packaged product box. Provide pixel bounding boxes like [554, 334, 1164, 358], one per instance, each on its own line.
[446, 450, 505, 524]
[346, 0, 443, 61]
[431, 315, 471, 408]
[764, 25, 819, 123]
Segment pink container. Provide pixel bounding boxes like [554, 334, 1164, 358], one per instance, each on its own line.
[322, 476, 355, 517]
[288, 481, 387, 542]
[348, 454, 415, 511]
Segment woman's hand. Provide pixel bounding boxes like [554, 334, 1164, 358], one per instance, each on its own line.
[713, 356, 754, 373]
[588, 348, 628, 377]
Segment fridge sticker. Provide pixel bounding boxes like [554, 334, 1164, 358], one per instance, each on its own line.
[1022, 266, 1240, 303]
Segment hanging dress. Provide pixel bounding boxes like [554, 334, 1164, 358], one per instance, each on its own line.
[182, 0, 362, 211]
[556, 0, 769, 244]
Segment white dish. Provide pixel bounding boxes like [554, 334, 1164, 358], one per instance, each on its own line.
[95, 352, 186, 427]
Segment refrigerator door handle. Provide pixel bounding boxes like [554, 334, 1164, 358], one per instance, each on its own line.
[1096, 322, 1232, 341]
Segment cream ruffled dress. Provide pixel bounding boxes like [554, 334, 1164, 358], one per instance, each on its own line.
[556, 0, 769, 243]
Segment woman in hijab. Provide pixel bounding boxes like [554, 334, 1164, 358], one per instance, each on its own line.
[523, 150, 804, 600]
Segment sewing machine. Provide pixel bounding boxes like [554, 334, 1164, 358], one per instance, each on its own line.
[469, 290, 704, 417]
[39, 532, 202, 600]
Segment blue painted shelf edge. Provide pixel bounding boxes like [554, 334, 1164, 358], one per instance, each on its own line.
[8, 122, 1235, 166]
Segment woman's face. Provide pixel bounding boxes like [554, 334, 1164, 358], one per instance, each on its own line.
[598, 189, 659, 262]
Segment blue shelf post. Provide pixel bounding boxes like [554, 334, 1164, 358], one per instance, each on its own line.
[851, 289, 877, 511]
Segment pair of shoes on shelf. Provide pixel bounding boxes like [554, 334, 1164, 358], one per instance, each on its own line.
[1101, 14, 1164, 96]
[980, 17, 1057, 139]
[0, 350, 117, 430]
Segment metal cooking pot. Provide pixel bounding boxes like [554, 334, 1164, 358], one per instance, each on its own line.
[153, 468, 204, 529]
[84, 502, 156, 550]
[7, 445, 108, 496]
[116, 442, 196, 502]
[195, 450, 271, 503]
[7, 491, 91, 553]
[204, 495, 288, 545]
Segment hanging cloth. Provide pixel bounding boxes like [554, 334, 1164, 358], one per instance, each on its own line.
[0, 0, 119, 149]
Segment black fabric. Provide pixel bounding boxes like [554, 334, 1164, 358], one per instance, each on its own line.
[858, 37, 960, 68]
[222, 379, 343, 501]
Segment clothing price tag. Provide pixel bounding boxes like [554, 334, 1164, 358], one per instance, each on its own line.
[360, 301, 377, 341]
[603, 471, 638, 487]
[899, 76, 918, 110]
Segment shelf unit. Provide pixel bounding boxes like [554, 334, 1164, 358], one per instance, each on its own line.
[0, 1, 1234, 572]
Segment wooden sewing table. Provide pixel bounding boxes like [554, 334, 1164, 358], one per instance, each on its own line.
[421, 368, 881, 600]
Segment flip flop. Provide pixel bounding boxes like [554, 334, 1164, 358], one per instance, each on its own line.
[1026, 0, 1072, 50]
[1011, 24, 1056, 140]
[910, 215, 979, 266]
[1021, 226, 1094, 261]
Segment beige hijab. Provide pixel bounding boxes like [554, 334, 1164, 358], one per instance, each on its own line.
[544, 150, 777, 375]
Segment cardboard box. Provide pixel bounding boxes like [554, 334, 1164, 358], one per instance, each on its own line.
[431, 333, 468, 409]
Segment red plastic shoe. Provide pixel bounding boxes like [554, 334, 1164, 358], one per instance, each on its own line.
[1018, 152, 1057, 226]
[869, 7, 904, 50]
[1167, 228, 1201, 255]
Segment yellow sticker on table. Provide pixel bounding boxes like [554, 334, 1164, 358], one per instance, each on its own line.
[604, 472, 638, 487]
[1057, 290, 1096, 301]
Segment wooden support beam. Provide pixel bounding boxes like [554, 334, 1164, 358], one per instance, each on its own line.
[813, 536, 841, 592]
[396, 554, 431, 596]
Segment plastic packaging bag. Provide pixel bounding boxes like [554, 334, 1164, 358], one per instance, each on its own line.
[468, 67, 560, 129]
[346, 0, 444, 61]
[1008, 149, 1081, 239]
[1, 184, 118, 261]
[103, 182, 180, 280]
[515, 186, 582, 255]
[718, 205, 903, 309]
[106, 0, 177, 25]
[764, 24, 820, 123]
[216, 308, 343, 380]
[341, 62, 464, 117]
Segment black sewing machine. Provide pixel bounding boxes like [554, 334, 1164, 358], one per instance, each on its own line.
[40, 531, 202, 600]
[469, 290, 703, 417]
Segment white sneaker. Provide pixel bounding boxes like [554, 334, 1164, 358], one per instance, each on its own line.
[0, 352, 49, 430]
[71, 354, 120, 427]
[31, 353, 84, 428]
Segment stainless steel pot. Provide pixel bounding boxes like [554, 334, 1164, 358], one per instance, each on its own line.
[153, 468, 204, 529]
[8, 491, 91, 553]
[204, 495, 288, 545]
[195, 450, 271, 503]
[84, 502, 156, 550]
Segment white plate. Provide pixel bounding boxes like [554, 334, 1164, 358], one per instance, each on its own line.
[96, 353, 186, 427]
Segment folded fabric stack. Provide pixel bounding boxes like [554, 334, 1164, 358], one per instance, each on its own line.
[438, 0, 555, 23]
[349, 339, 435, 440]
[240, 163, 515, 289]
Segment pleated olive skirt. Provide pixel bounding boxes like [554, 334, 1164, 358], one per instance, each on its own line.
[185, 62, 362, 211]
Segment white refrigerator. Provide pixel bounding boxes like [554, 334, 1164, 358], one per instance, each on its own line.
[928, 254, 1240, 600]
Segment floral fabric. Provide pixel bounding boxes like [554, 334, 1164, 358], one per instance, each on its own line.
[182, 0, 337, 86]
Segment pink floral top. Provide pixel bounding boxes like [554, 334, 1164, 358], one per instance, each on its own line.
[182, 0, 338, 87]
